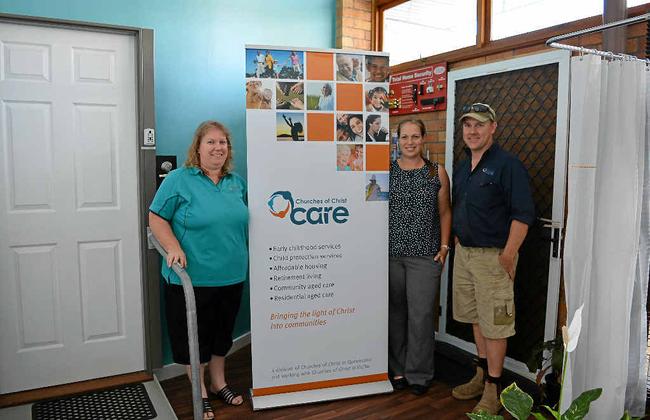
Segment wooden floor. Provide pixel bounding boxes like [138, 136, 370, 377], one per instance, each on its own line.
[160, 345, 511, 419]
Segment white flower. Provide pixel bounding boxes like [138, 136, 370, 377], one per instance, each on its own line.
[562, 304, 584, 353]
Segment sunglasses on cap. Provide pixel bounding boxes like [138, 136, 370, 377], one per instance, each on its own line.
[461, 104, 492, 114]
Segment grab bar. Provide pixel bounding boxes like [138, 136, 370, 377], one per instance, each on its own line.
[147, 228, 203, 420]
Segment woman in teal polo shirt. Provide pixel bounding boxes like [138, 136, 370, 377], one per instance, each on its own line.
[149, 120, 247, 419]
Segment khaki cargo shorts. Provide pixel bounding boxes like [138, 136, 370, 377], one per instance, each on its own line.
[452, 244, 518, 339]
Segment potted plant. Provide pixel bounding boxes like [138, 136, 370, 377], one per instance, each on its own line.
[467, 304, 607, 420]
[526, 337, 563, 406]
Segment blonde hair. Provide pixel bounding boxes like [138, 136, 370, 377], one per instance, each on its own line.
[184, 120, 233, 175]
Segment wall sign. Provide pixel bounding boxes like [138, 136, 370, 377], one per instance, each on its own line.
[389, 63, 447, 115]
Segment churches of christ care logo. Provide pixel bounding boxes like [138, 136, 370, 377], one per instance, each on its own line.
[268, 191, 294, 219]
[267, 191, 350, 225]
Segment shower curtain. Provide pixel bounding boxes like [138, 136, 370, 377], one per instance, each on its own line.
[562, 55, 648, 418]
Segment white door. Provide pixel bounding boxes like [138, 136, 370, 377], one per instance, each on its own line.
[0, 22, 144, 393]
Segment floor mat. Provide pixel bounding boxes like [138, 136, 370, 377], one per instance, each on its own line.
[32, 383, 157, 420]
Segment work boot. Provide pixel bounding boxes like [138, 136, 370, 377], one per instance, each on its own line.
[472, 380, 502, 415]
[451, 365, 485, 400]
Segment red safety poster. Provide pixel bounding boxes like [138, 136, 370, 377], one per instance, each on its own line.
[389, 63, 447, 115]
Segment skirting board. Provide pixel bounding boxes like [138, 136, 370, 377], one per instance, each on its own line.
[251, 380, 393, 410]
[153, 332, 251, 382]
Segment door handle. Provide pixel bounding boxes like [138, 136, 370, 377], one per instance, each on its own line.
[550, 227, 561, 258]
[537, 217, 563, 259]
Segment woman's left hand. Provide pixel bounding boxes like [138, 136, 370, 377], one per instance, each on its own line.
[433, 249, 448, 266]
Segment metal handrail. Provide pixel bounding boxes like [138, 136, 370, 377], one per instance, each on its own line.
[147, 228, 203, 420]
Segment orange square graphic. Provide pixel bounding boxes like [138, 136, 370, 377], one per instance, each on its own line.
[307, 52, 333, 81]
[366, 144, 390, 171]
[307, 113, 334, 141]
[336, 83, 363, 111]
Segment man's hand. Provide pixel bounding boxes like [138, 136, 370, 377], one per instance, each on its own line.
[498, 251, 516, 280]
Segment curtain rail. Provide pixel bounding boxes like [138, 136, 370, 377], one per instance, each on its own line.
[546, 12, 650, 64]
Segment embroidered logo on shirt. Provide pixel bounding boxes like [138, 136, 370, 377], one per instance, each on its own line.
[482, 167, 495, 176]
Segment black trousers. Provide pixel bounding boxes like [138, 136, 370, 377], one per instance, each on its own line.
[164, 282, 244, 365]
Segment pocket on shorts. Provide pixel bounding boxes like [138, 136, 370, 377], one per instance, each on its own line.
[493, 253, 517, 278]
[493, 292, 515, 325]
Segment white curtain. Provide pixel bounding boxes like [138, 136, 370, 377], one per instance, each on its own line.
[562, 55, 648, 419]
[625, 62, 650, 416]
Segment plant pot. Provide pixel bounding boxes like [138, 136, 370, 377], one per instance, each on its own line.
[543, 371, 561, 407]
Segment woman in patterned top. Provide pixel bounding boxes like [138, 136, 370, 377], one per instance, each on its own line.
[388, 119, 451, 396]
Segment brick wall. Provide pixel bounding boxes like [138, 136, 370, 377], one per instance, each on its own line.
[390, 111, 448, 165]
[336, 0, 372, 50]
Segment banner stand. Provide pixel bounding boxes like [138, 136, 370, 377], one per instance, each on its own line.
[250, 380, 392, 410]
[246, 44, 392, 410]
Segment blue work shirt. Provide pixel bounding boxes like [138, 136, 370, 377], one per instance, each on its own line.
[452, 143, 535, 248]
[149, 167, 249, 287]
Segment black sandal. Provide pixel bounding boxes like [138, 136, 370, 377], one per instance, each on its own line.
[213, 384, 243, 406]
[390, 377, 408, 390]
[202, 398, 215, 420]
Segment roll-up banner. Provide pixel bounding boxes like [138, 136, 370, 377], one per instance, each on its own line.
[245, 45, 392, 410]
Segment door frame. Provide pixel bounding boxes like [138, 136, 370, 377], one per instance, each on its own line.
[438, 50, 570, 379]
[0, 13, 160, 378]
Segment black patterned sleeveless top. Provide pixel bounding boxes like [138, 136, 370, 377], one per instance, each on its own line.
[389, 159, 442, 257]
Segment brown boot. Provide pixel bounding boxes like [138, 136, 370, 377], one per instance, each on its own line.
[451, 366, 485, 400]
[472, 381, 502, 415]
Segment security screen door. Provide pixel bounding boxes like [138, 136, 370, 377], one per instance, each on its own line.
[439, 51, 570, 378]
[0, 21, 145, 393]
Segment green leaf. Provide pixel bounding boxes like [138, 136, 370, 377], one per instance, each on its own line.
[551, 346, 564, 373]
[526, 338, 563, 374]
[543, 405, 560, 419]
[619, 410, 642, 420]
[562, 388, 602, 420]
[466, 413, 504, 420]
[526, 343, 544, 372]
[532, 413, 547, 420]
[526, 348, 542, 372]
[500, 383, 533, 420]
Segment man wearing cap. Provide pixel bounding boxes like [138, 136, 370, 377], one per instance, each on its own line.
[450, 103, 535, 414]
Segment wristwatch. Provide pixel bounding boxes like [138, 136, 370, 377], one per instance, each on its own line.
[441, 244, 450, 251]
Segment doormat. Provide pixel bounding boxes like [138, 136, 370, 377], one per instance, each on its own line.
[32, 383, 157, 420]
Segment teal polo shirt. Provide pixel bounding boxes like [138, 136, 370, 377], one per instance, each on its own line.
[149, 166, 249, 287]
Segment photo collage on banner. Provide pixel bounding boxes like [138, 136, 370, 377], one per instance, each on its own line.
[245, 46, 391, 408]
[245, 48, 390, 201]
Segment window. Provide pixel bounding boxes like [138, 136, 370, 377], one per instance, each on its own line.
[491, 0, 602, 40]
[379, 0, 648, 65]
[382, 0, 477, 65]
